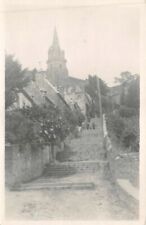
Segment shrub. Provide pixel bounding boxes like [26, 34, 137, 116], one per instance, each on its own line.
[5, 110, 41, 150]
[106, 113, 125, 139]
[119, 106, 137, 118]
[106, 113, 139, 152]
[122, 116, 139, 151]
[5, 104, 76, 151]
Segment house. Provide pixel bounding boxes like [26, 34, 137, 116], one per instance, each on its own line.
[10, 72, 71, 116]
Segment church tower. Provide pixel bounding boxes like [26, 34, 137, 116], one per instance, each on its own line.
[46, 28, 69, 86]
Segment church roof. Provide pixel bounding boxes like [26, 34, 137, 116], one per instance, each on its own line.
[44, 77, 59, 94]
[60, 76, 86, 89]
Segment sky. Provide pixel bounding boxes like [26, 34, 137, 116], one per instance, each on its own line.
[5, 5, 140, 86]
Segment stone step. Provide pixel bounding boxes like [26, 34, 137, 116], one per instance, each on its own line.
[43, 163, 77, 177]
[45, 160, 108, 167]
[44, 160, 109, 178]
[14, 181, 96, 191]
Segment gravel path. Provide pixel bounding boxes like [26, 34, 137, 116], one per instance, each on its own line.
[5, 179, 136, 220]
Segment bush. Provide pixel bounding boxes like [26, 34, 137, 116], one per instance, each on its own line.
[5, 110, 41, 149]
[106, 114, 125, 139]
[5, 104, 76, 151]
[119, 106, 137, 118]
[106, 113, 139, 151]
[122, 116, 139, 151]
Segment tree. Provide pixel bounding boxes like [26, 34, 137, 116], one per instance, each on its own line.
[85, 75, 108, 98]
[125, 76, 140, 110]
[22, 104, 71, 162]
[85, 75, 109, 117]
[114, 71, 138, 85]
[115, 72, 140, 111]
[6, 103, 71, 162]
[5, 54, 29, 109]
[107, 71, 140, 152]
[5, 109, 41, 149]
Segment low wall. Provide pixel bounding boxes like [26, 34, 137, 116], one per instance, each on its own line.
[5, 143, 50, 187]
[5, 138, 68, 188]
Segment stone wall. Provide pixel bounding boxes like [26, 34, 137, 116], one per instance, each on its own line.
[5, 144, 50, 188]
[103, 114, 139, 214]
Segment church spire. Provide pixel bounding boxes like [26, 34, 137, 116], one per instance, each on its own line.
[52, 27, 59, 47]
[47, 28, 69, 85]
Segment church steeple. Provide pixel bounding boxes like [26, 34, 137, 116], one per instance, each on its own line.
[47, 28, 69, 86]
[52, 27, 59, 47]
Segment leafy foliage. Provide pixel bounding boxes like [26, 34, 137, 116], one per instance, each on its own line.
[121, 117, 139, 151]
[5, 54, 82, 152]
[114, 71, 139, 111]
[119, 105, 137, 118]
[107, 71, 140, 152]
[85, 75, 108, 98]
[85, 75, 109, 117]
[20, 104, 70, 144]
[5, 103, 77, 151]
[5, 110, 40, 146]
[114, 71, 138, 85]
[106, 114, 139, 151]
[124, 76, 140, 110]
[106, 113, 125, 139]
[5, 54, 30, 109]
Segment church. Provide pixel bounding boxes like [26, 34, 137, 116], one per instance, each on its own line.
[15, 28, 90, 116]
[39, 28, 87, 115]
[46, 28, 69, 86]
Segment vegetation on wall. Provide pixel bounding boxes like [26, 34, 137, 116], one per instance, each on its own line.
[107, 71, 140, 152]
[6, 103, 78, 150]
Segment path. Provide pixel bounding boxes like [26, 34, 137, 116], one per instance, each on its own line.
[5, 119, 137, 220]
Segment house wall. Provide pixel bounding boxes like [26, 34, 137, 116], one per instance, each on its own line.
[18, 92, 32, 108]
[64, 87, 86, 114]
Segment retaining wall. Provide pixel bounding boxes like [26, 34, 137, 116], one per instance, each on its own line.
[103, 114, 139, 215]
[5, 144, 51, 187]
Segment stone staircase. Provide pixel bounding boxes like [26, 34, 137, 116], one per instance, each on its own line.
[15, 120, 109, 191]
[43, 160, 108, 178]
[57, 129, 104, 162]
[18, 182, 95, 191]
[14, 173, 96, 191]
[15, 161, 109, 191]
[43, 163, 77, 178]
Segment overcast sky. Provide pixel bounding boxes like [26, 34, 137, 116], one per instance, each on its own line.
[5, 5, 140, 86]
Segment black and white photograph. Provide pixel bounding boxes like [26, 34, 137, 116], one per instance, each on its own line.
[3, 0, 142, 221]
